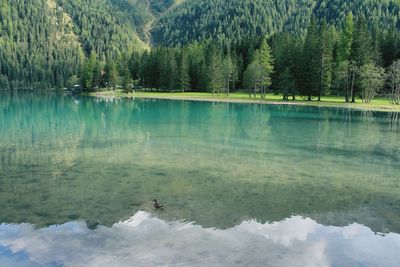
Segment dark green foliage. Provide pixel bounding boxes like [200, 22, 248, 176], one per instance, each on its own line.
[278, 67, 295, 100]
[150, 0, 176, 14]
[0, 0, 83, 89]
[178, 52, 190, 92]
[0, 0, 157, 89]
[56, 0, 149, 59]
[337, 13, 354, 63]
[301, 17, 321, 100]
[208, 49, 225, 95]
[0, 0, 182, 89]
[258, 38, 274, 98]
[81, 52, 97, 91]
[152, 0, 314, 47]
[128, 52, 142, 81]
[243, 60, 263, 98]
[122, 64, 132, 90]
[271, 33, 300, 99]
[1, 0, 400, 98]
[152, 0, 400, 47]
[104, 61, 118, 89]
[318, 20, 335, 99]
[351, 16, 374, 67]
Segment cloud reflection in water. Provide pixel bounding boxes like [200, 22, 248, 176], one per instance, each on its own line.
[0, 211, 399, 267]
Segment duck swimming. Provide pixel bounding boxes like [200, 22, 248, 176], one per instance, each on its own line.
[153, 199, 164, 209]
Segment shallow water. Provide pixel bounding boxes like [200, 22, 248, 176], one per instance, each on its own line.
[0, 93, 399, 266]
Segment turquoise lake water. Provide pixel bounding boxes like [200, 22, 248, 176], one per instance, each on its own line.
[0, 93, 399, 266]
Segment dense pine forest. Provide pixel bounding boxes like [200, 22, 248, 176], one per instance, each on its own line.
[1, 0, 400, 103]
[0, 0, 179, 89]
[152, 0, 400, 46]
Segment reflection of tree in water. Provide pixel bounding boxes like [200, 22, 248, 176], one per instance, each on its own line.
[265, 106, 400, 233]
[0, 95, 399, 233]
[0, 96, 273, 227]
[387, 112, 399, 132]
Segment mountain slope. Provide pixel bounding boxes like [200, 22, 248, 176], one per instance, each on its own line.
[0, 0, 170, 89]
[55, 0, 150, 58]
[0, 0, 85, 88]
[151, 0, 400, 47]
[1, 0, 400, 89]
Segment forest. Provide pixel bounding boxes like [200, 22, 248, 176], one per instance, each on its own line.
[152, 0, 400, 46]
[1, 0, 400, 103]
[0, 0, 171, 90]
[82, 14, 400, 104]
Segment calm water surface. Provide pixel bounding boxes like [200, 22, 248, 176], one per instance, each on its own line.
[0, 93, 399, 266]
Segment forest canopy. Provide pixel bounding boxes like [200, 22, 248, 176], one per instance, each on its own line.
[0, 0, 400, 102]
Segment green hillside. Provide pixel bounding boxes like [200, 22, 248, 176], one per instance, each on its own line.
[0, 0, 400, 89]
[56, 0, 150, 58]
[151, 0, 400, 46]
[0, 0, 84, 89]
[0, 0, 185, 89]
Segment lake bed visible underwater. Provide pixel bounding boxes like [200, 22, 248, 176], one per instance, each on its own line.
[0, 94, 399, 266]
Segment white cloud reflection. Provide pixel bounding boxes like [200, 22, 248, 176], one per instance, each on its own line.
[0, 212, 399, 267]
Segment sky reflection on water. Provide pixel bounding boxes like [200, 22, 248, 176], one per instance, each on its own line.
[1, 94, 400, 266]
[1, 211, 399, 267]
[1, 95, 400, 232]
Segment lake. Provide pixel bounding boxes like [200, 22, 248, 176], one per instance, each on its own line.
[0, 93, 399, 266]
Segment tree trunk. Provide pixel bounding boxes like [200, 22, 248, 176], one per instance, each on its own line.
[350, 68, 356, 103]
[226, 77, 230, 96]
[319, 54, 324, 102]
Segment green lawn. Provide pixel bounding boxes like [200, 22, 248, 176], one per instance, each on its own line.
[88, 90, 400, 112]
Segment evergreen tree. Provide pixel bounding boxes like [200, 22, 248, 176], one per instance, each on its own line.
[351, 16, 373, 67]
[335, 13, 354, 102]
[338, 13, 354, 62]
[350, 16, 373, 102]
[168, 52, 178, 91]
[104, 61, 118, 90]
[222, 54, 238, 96]
[259, 38, 274, 99]
[301, 17, 320, 100]
[2, 0, 400, 91]
[318, 20, 334, 100]
[271, 33, 298, 100]
[243, 60, 263, 98]
[92, 61, 102, 91]
[159, 49, 171, 90]
[81, 51, 97, 91]
[178, 52, 190, 92]
[152, 0, 400, 48]
[208, 50, 224, 95]
[381, 27, 400, 68]
[139, 51, 151, 89]
[122, 64, 132, 91]
[278, 67, 295, 100]
[129, 52, 142, 81]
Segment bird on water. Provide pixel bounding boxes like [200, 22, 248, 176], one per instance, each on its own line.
[153, 199, 164, 209]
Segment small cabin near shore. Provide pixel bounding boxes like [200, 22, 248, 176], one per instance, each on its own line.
[72, 84, 82, 94]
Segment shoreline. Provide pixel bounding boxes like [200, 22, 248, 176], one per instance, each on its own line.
[87, 91, 400, 113]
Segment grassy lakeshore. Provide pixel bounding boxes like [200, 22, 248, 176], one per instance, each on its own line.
[87, 90, 400, 112]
